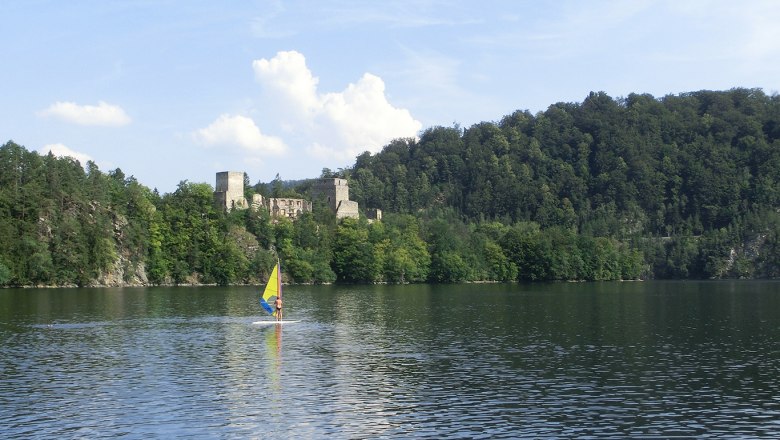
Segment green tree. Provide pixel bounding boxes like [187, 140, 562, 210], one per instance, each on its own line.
[332, 218, 379, 283]
[0, 261, 10, 285]
[428, 251, 469, 283]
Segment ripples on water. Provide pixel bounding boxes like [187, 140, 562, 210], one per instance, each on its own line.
[1, 282, 779, 438]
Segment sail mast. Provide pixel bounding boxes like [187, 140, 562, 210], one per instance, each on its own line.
[277, 257, 282, 300]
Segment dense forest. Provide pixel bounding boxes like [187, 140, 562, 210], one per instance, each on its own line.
[2, 88, 780, 287]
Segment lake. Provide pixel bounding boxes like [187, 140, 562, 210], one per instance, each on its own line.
[1, 281, 779, 438]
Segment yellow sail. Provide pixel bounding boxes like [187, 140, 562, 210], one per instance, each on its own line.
[259, 262, 281, 316]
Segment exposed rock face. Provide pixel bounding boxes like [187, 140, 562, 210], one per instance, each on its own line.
[721, 233, 770, 279]
[89, 213, 150, 287]
[92, 257, 149, 287]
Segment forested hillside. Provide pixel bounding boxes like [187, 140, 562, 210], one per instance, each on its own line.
[2, 88, 779, 287]
[348, 88, 780, 279]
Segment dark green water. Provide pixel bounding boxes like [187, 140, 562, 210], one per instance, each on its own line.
[1, 281, 779, 438]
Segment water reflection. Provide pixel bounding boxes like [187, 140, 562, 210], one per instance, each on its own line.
[264, 324, 283, 393]
[1, 281, 779, 437]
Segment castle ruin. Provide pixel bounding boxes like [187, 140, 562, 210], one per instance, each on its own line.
[214, 171, 310, 219]
[214, 171, 248, 211]
[215, 172, 372, 221]
[311, 178, 359, 219]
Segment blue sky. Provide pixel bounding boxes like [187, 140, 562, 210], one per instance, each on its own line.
[2, 1, 779, 193]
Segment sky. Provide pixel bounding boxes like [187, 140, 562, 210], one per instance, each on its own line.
[2, 0, 780, 193]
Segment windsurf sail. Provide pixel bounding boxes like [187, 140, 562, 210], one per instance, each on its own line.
[259, 261, 282, 317]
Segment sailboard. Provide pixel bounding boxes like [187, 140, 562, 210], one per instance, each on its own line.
[253, 258, 297, 325]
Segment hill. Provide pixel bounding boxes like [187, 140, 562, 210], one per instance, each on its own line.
[347, 88, 780, 278]
[1, 88, 779, 286]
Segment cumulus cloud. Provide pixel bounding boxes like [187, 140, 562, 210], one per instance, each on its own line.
[38, 143, 94, 167]
[252, 50, 422, 162]
[39, 101, 131, 126]
[193, 114, 287, 155]
[253, 51, 320, 115]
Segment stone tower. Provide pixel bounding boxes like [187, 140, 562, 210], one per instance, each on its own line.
[312, 178, 359, 219]
[214, 171, 248, 211]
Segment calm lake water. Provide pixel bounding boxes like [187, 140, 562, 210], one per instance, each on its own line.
[1, 281, 779, 438]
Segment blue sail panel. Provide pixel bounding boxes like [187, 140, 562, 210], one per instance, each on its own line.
[259, 297, 275, 315]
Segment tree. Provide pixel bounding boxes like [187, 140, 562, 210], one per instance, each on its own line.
[0, 261, 10, 285]
[332, 218, 379, 283]
[5, 88, 780, 286]
[428, 251, 469, 283]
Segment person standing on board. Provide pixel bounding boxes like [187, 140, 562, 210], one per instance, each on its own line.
[274, 296, 283, 321]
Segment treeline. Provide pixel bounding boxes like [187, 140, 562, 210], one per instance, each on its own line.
[2, 88, 780, 286]
[0, 140, 645, 287]
[347, 88, 780, 279]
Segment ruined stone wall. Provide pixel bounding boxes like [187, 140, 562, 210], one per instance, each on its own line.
[336, 200, 359, 219]
[251, 193, 264, 210]
[269, 197, 312, 219]
[366, 208, 382, 222]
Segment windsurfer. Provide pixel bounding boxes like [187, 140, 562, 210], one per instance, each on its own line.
[274, 296, 283, 321]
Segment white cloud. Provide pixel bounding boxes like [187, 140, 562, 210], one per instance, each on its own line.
[316, 73, 421, 160]
[39, 101, 131, 126]
[193, 114, 287, 155]
[38, 143, 94, 167]
[253, 51, 320, 114]
[251, 50, 422, 162]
